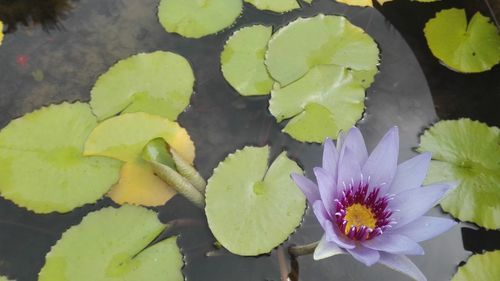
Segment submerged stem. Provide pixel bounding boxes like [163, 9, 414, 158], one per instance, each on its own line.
[288, 241, 319, 257]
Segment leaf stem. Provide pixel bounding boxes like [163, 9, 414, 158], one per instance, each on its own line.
[288, 241, 319, 257]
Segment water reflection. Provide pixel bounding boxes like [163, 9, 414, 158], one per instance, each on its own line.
[0, 0, 75, 32]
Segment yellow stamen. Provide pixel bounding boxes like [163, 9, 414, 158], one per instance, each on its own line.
[344, 203, 377, 235]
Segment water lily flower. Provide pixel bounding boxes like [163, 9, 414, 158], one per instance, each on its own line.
[292, 127, 456, 281]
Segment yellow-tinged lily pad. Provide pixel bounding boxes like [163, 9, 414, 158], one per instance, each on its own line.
[424, 9, 500, 73]
[221, 25, 274, 96]
[418, 119, 500, 229]
[84, 112, 195, 206]
[451, 251, 500, 281]
[245, 0, 300, 13]
[0, 103, 121, 214]
[158, 0, 243, 39]
[90, 51, 194, 121]
[335, 0, 373, 7]
[265, 14, 379, 87]
[205, 146, 306, 256]
[0, 21, 4, 45]
[38, 205, 184, 281]
[269, 65, 365, 143]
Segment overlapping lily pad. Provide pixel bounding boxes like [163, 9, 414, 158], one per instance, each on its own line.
[221, 25, 274, 96]
[205, 146, 305, 256]
[418, 119, 500, 229]
[158, 0, 242, 38]
[270, 65, 365, 143]
[451, 250, 500, 281]
[265, 14, 379, 87]
[245, 0, 300, 13]
[84, 112, 195, 206]
[90, 51, 194, 121]
[0, 103, 121, 213]
[424, 8, 500, 73]
[38, 205, 183, 281]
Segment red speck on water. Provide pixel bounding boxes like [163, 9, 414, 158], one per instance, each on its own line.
[16, 55, 29, 67]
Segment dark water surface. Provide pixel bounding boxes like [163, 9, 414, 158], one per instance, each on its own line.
[0, 0, 498, 280]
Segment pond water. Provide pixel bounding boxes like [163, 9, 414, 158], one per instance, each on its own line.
[0, 0, 498, 280]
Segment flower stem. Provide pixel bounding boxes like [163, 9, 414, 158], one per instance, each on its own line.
[288, 241, 319, 257]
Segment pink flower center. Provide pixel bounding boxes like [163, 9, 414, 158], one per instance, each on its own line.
[334, 183, 393, 241]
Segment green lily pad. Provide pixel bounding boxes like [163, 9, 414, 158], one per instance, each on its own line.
[244, 0, 300, 13]
[336, 0, 373, 7]
[158, 0, 242, 39]
[0, 103, 121, 214]
[0, 276, 13, 281]
[424, 8, 500, 73]
[205, 146, 306, 256]
[265, 14, 379, 87]
[269, 65, 365, 143]
[303, 0, 313, 3]
[451, 250, 500, 281]
[38, 205, 183, 281]
[418, 119, 500, 229]
[221, 25, 274, 96]
[90, 51, 194, 121]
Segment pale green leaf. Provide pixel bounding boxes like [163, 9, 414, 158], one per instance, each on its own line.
[424, 9, 500, 73]
[90, 51, 194, 121]
[418, 119, 500, 229]
[269, 65, 365, 143]
[265, 14, 379, 87]
[245, 0, 300, 13]
[84, 112, 195, 207]
[0, 103, 121, 214]
[221, 25, 274, 96]
[158, 0, 242, 39]
[38, 205, 183, 281]
[205, 146, 306, 256]
[451, 251, 500, 281]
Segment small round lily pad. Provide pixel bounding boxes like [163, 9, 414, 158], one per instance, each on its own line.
[90, 51, 194, 121]
[418, 119, 500, 229]
[244, 0, 300, 13]
[0, 103, 121, 214]
[38, 205, 183, 281]
[158, 0, 243, 39]
[269, 65, 365, 143]
[265, 14, 379, 87]
[84, 112, 195, 206]
[451, 250, 500, 281]
[205, 146, 306, 256]
[424, 8, 500, 73]
[221, 25, 274, 96]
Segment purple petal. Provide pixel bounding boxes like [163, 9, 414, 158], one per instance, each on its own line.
[362, 234, 424, 255]
[314, 167, 336, 215]
[390, 152, 432, 195]
[336, 147, 362, 192]
[346, 245, 380, 266]
[313, 235, 345, 260]
[342, 127, 368, 166]
[390, 184, 453, 229]
[391, 216, 457, 242]
[291, 173, 320, 204]
[362, 127, 399, 193]
[378, 252, 427, 281]
[324, 218, 356, 249]
[322, 138, 339, 182]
